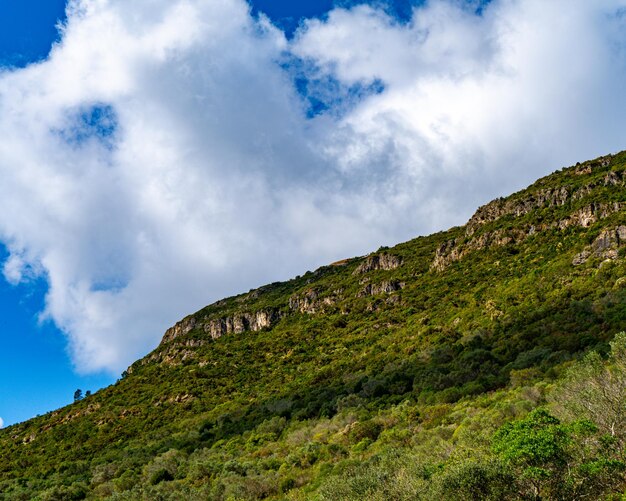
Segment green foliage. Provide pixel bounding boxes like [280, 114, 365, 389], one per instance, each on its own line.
[553, 331, 626, 450]
[1, 151, 626, 498]
[435, 459, 517, 500]
[493, 409, 570, 496]
[493, 409, 568, 468]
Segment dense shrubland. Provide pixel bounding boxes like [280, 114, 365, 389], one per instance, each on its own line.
[1, 151, 626, 499]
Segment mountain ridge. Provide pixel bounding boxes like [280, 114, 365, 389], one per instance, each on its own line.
[148, 151, 623, 363]
[2, 149, 626, 499]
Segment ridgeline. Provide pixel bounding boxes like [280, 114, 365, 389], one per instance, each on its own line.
[2, 151, 626, 499]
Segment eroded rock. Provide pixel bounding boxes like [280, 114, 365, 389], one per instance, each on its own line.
[358, 280, 405, 297]
[434, 202, 624, 271]
[572, 226, 626, 265]
[161, 316, 196, 344]
[203, 309, 283, 339]
[289, 288, 342, 314]
[353, 253, 403, 274]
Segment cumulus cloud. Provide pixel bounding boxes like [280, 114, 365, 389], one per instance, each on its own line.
[0, 0, 625, 373]
[293, 0, 626, 207]
[0, 417, 4, 428]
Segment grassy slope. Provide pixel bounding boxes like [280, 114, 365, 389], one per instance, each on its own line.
[1, 150, 626, 499]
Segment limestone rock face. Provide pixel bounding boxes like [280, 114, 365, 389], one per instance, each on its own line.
[604, 170, 623, 186]
[353, 253, 403, 274]
[358, 280, 405, 297]
[431, 228, 528, 271]
[572, 250, 591, 266]
[465, 159, 620, 237]
[289, 288, 342, 314]
[434, 202, 624, 271]
[289, 288, 319, 313]
[161, 316, 197, 344]
[466, 187, 570, 236]
[572, 225, 626, 265]
[203, 309, 283, 340]
[161, 308, 283, 345]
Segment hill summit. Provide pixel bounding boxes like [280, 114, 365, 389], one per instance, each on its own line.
[2, 150, 626, 499]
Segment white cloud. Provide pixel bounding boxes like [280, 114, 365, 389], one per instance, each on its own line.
[0, 0, 625, 373]
[0, 417, 4, 428]
[293, 3, 495, 87]
[294, 0, 626, 204]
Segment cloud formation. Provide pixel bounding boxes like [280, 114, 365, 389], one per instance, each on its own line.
[0, 417, 4, 429]
[0, 0, 625, 373]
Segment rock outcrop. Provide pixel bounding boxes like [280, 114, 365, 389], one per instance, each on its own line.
[203, 309, 283, 339]
[466, 187, 570, 236]
[353, 253, 403, 274]
[572, 226, 626, 265]
[289, 288, 343, 314]
[431, 228, 529, 272]
[433, 202, 624, 271]
[557, 203, 622, 229]
[160, 308, 283, 346]
[466, 160, 620, 237]
[358, 280, 406, 297]
[161, 316, 197, 344]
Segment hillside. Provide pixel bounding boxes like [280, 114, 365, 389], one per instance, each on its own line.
[2, 150, 626, 500]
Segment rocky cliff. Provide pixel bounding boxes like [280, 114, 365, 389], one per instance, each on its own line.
[155, 251, 406, 361]
[155, 152, 626, 357]
[431, 155, 623, 271]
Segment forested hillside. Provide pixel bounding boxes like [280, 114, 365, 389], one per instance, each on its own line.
[2, 151, 626, 500]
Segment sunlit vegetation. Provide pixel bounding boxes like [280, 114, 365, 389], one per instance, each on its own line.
[1, 151, 626, 499]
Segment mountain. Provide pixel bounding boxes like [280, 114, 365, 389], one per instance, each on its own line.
[2, 150, 626, 500]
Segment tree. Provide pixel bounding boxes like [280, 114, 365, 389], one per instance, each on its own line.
[74, 389, 83, 402]
[493, 409, 571, 499]
[494, 407, 625, 499]
[552, 332, 626, 452]
[85, 390, 92, 398]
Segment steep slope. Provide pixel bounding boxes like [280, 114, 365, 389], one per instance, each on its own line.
[1, 150, 626, 499]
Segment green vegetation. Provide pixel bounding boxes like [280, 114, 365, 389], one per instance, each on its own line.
[1, 151, 626, 499]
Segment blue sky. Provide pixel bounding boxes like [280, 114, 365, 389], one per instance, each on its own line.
[0, 0, 624, 428]
[0, 0, 101, 427]
[0, 0, 66, 67]
[0, 243, 110, 425]
[0, 0, 420, 427]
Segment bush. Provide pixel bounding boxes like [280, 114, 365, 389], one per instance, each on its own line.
[349, 421, 382, 443]
[436, 459, 517, 500]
